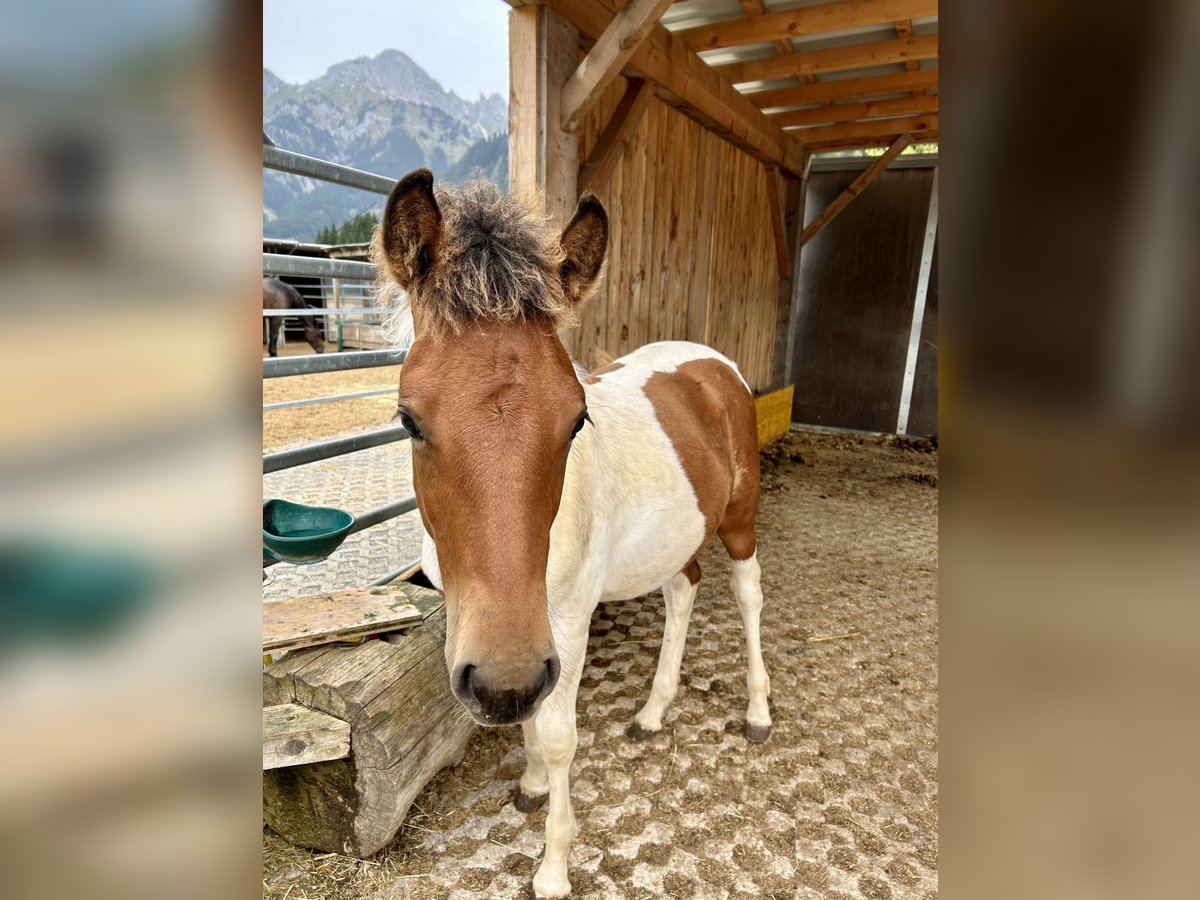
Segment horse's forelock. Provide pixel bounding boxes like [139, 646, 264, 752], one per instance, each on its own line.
[376, 182, 573, 341]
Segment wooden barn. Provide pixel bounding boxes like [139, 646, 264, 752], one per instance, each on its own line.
[507, 0, 938, 436]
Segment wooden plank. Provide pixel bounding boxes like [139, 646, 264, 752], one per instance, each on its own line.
[578, 78, 654, 193]
[545, 8, 581, 224]
[748, 68, 938, 110]
[561, 0, 673, 133]
[737, 0, 800, 55]
[789, 112, 937, 145]
[756, 384, 795, 445]
[766, 166, 789, 277]
[508, 5, 579, 222]
[772, 93, 937, 128]
[894, 19, 922, 74]
[681, 0, 937, 52]
[545, 0, 808, 175]
[799, 134, 912, 246]
[263, 703, 350, 770]
[714, 33, 938, 84]
[262, 583, 424, 653]
[508, 5, 540, 193]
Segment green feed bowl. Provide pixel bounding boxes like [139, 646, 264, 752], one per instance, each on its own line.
[262, 499, 355, 564]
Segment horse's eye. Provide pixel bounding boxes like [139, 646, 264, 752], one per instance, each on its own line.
[570, 413, 588, 439]
[399, 411, 423, 440]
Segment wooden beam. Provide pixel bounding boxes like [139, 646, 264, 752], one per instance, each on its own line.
[799, 134, 912, 246]
[578, 78, 655, 193]
[263, 704, 351, 770]
[737, 0, 796, 56]
[804, 129, 937, 151]
[681, 0, 937, 52]
[509, 6, 580, 223]
[766, 166, 790, 277]
[714, 33, 938, 84]
[508, 6, 540, 193]
[789, 113, 937, 146]
[772, 93, 937, 129]
[748, 68, 938, 109]
[894, 20, 922, 72]
[544, 0, 808, 176]
[561, 0, 673, 133]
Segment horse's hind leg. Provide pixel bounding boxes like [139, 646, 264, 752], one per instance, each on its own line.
[628, 560, 700, 740]
[718, 515, 772, 742]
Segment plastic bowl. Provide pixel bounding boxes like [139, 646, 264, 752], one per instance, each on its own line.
[262, 499, 355, 564]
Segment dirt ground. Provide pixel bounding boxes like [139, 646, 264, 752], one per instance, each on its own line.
[263, 430, 938, 899]
[263, 343, 400, 451]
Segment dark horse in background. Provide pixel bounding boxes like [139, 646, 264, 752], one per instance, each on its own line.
[263, 277, 325, 356]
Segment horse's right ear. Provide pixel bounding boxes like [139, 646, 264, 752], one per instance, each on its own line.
[378, 168, 442, 288]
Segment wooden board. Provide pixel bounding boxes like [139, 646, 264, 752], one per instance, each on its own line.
[756, 384, 795, 446]
[263, 703, 350, 770]
[262, 583, 425, 653]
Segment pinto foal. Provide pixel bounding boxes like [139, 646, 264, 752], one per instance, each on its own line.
[374, 171, 772, 898]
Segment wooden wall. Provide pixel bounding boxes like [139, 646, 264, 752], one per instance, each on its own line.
[563, 79, 786, 393]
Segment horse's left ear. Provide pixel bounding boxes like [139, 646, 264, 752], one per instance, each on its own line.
[560, 193, 608, 304]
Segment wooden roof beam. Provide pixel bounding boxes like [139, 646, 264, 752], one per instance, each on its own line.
[681, 0, 937, 52]
[545, 0, 809, 176]
[561, 0, 675, 133]
[737, 0, 796, 57]
[799, 133, 912, 246]
[804, 128, 937, 151]
[788, 112, 938, 146]
[714, 32, 938, 84]
[771, 93, 937, 129]
[578, 78, 655, 193]
[749, 68, 938, 109]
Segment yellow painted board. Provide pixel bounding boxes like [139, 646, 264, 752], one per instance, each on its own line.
[755, 384, 794, 447]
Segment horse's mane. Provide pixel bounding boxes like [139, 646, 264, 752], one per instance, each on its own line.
[374, 182, 573, 348]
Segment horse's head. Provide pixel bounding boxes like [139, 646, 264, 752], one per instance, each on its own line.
[374, 170, 607, 725]
[301, 315, 324, 353]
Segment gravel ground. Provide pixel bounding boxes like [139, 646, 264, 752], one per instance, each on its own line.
[263, 430, 938, 899]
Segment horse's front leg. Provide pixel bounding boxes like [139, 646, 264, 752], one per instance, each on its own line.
[516, 717, 548, 811]
[531, 611, 590, 899]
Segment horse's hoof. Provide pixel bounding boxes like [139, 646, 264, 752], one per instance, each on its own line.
[626, 721, 659, 742]
[744, 722, 772, 743]
[514, 788, 547, 813]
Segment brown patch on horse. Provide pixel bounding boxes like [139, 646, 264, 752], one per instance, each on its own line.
[682, 559, 702, 586]
[642, 359, 761, 563]
[581, 360, 624, 384]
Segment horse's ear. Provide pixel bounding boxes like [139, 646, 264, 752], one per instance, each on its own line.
[378, 168, 442, 288]
[560, 193, 608, 304]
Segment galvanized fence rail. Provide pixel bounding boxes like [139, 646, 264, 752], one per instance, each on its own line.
[263, 142, 418, 587]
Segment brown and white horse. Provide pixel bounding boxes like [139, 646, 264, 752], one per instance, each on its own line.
[374, 171, 771, 899]
[263, 277, 324, 356]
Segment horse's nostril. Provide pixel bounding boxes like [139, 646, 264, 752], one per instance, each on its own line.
[454, 663, 476, 699]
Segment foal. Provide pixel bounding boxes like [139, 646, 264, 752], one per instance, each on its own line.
[374, 171, 772, 899]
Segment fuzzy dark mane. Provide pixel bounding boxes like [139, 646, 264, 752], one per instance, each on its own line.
[373, 182, 574, 340]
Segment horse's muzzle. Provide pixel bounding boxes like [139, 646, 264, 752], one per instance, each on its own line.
[451, 656, 560, 725]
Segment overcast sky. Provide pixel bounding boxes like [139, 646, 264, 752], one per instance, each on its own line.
[263, 0, 509, 99]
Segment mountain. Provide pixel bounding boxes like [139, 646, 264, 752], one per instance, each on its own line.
[263, 50, 508, 241]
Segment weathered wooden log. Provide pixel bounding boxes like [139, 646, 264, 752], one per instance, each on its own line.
[262, 595, 475, 857]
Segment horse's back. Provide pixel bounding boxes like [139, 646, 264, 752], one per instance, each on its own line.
[589, 341, 761, 561]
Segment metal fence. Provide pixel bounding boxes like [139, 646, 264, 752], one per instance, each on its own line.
[263, 143, 419, 585]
